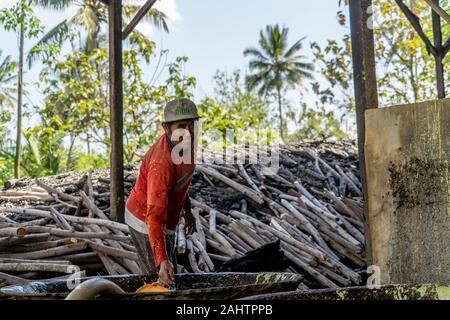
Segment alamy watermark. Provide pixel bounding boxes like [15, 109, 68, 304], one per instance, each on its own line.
[169, 121, 280, 174]
[366, 265, 381, 289]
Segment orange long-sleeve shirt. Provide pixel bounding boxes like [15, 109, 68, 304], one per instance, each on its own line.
[126, 134, 195, 267]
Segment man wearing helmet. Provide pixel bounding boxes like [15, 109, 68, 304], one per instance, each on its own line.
[125, 98, 200, 287]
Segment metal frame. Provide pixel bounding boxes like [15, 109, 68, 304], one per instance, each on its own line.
[394, 0, 450, 98]
[349, 0, 450, 263]
[104, 0, 449, 228]
[349, 0, 379, 264]
[106, 0, 158, 222]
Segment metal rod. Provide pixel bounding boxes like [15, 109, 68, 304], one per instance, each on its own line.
[109, 0, 125, 222]
[395, 0, 438, 56]
[431, 0, 446, 98]
[423, 0, 450, 24]
[122, 0, 157, 40]
[349, 0, 379, 265]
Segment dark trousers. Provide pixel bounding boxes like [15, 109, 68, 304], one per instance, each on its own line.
[128, 226, 177, 275]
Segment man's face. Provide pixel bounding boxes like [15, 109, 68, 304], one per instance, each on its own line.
[163, 119, 197, 146]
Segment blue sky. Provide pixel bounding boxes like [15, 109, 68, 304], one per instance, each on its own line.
[0, 0, 348, 124]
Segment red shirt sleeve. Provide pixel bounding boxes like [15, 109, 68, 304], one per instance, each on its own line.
[144, 161, 174, 267]
[146, 205, 168, 267]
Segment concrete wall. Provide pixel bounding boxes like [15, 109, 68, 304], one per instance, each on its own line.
[365, 98, 450, 285]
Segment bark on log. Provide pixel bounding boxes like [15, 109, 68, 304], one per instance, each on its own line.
[0, 242, 87, 260]
[0, 263, 74, 273]
[0, 207, 129, 232]
[0, 271, 29, 285]
[86, 241, 138, 261]
[197, 165, 264, 204]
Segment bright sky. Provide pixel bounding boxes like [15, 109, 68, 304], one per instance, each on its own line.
[0, 0, 348, 123]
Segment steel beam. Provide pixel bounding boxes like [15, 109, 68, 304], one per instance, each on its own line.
[349, 0, 379, 265]
[109, 0, 125, 222]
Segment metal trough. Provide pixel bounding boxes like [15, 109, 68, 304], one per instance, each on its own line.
[0, 272, 302, 300]
[239, 284, 450, 300]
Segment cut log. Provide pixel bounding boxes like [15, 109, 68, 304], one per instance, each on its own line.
[196, 165, 264, 204]
[0, 242, 88, 260]
[0, 263, 74, 273]
[0, 207, 129, 232]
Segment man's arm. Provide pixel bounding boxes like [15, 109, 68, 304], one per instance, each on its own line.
[145, 206, 169, 268]
[145, 162, 175, 285]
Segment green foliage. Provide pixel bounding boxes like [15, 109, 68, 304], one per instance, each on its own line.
[72, 151, 108, 172]
[244, 24, 314, 142]
[198, 70, 271, 137]
[0, 0, 44, 38]
[28, 31, 197, 174]
[0, 50, 17, 109]
[308, 35, 354, 139]
[292, 103, 347, 141]
[373, 0, 437, 104]
[28, 0, 169, 66]
[0, 156, 14, 186]
[21, 128, 65, 177]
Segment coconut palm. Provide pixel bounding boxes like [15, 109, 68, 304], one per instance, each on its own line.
[28, 0, 169, 66]
[244, 24, 314, 142]
[0, 50, 17, 107]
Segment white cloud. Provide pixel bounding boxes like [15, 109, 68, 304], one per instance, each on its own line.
[124, 0, 183, 36]
[0, 0, 17, 9]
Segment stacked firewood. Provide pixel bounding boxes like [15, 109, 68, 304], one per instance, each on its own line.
[0, 173, 141, 287]
[0, 140, 366, 289]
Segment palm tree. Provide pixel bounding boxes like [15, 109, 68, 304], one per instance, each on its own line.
[28, 0, 169, 66]
[244, 24, 314, 142]
[0, 50, 17, 107]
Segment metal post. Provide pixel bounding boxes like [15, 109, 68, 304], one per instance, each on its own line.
[349, 0, 379, 265]
[431, 0, 445, 99]
[109, 0, 125, 222]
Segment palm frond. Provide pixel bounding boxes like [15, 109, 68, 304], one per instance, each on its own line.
[0, 74, 18, 84]
[259, 29, 274, 58]
[244, 24, 313, 99]
[31, 0, 73, 10]
[246, 69, 274, 94]
[243, 47, 269, 62]
[0, 54, 12, 70]
[80, 5, 100, 34]
[284, 37, 306, 58]
[124, 5, 169, 33]
[248, 60, 272, 72]
[25, 135, 42, 165]
[278, 25, 289, 52]
[26, 15, 77, 68]
[269, 25, 287, 57]
[291, 61, 314, 72]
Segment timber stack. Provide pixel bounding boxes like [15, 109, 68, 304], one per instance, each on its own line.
[0, 140, 366, 290]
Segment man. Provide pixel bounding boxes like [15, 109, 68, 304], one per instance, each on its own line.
[125, 98, 199, 287]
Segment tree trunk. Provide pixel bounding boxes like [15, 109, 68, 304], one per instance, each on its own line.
[87, 132, 91, 155]
[277, 87, 285, 143]
[66, 135, 76, 172]
[14, 5, 25, 179]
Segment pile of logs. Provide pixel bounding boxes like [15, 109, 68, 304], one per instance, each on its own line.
[0, 140, 366, 290]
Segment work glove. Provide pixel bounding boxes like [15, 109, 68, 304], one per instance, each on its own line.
[184, 209, 196, 236]
[158, 260, 175, 287]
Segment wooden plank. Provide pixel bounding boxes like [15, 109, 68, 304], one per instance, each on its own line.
[365, 99, 450, 285]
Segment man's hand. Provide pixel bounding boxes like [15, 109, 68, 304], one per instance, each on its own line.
[184, 209, 196, 236]
[158, 260, 175, 287]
